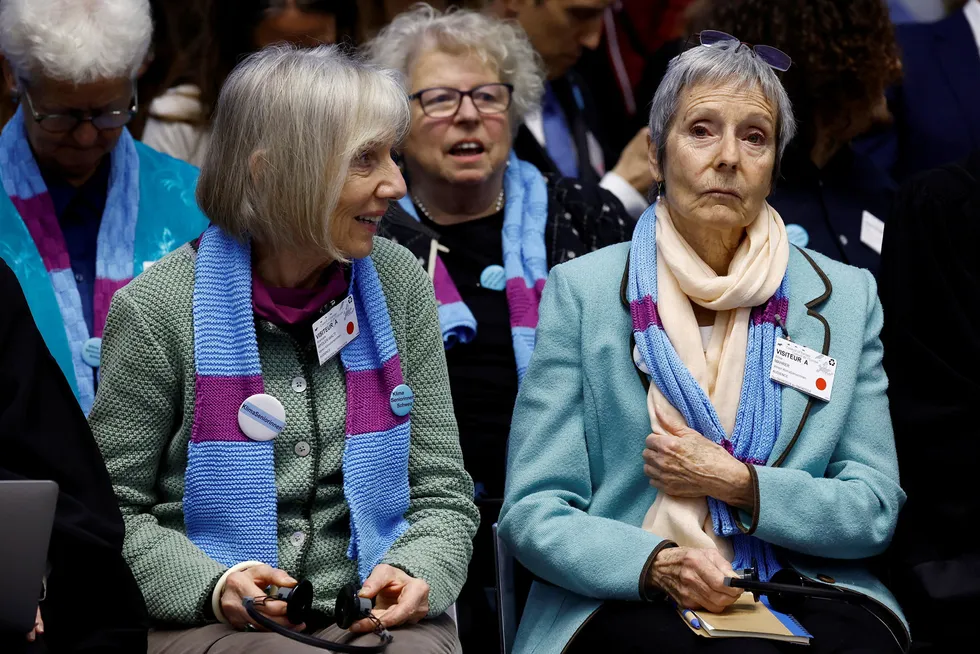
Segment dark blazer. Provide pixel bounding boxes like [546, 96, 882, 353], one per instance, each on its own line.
[768, 145, 896, 276]
[880, 150, 980, 649]
[513, 71, 612, 187]
[0, 258, 149, 653]
[862, 9, 980, 181]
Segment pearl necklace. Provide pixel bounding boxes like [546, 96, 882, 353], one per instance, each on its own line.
[412, 189, 505, 220]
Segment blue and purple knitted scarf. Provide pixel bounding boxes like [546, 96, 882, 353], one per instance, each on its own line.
[0, 107, 139, 414]
[628, 203, 788, 581]
[185, 224, 410, 581]
[397, 151, 549, 382]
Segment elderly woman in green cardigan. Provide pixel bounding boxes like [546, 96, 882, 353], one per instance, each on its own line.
[90, 45, 478, 654]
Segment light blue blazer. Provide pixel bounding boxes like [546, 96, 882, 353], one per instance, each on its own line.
[499, 242, 909, 653]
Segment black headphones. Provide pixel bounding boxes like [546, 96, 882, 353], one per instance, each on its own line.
[243, 581, 393, 652]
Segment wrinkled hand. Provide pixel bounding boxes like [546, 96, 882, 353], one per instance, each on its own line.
[642, 405, 753, 508]
[26, 606, 43, 642]
[348, 564, 430, 633]
[650, 546, 743, 613]
[611, 127, 654, 195]
[220, 565, 305, 632]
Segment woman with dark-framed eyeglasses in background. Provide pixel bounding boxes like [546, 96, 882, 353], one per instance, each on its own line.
[0, 0, 208, 416]
[364, 5, 636, 652]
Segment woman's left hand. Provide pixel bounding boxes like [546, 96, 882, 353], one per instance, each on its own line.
[642, 406, 755, 509]
[348, 564, 430, 633]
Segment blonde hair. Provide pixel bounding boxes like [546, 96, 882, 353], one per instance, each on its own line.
[196, 44, 410, 258]
[363, 3, 545, 125]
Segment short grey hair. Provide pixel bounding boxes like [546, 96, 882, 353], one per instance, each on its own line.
[363, 3, 545, 124]
[0, 0, 152, 84]
[649, 42, 797, 183]
[196, 45, 410, 259]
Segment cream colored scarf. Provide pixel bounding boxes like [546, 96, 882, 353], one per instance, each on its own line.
[641, 201, 789, 557]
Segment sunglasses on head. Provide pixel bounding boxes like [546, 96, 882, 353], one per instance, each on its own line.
[689, 30, 792, 72]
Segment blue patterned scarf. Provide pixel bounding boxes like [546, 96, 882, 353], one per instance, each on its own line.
[0, 107, 139, 414]
[628, 202, 789, 581]
[397, 151, 548, 381]
[185, 225, 411, 580]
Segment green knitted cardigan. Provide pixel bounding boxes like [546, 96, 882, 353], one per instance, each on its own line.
[90, 237, 479, 625]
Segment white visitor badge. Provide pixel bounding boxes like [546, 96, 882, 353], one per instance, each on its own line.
[860, 210, 885, 254]
[769, 337, 836, 402]
[313, 295, 359, 366]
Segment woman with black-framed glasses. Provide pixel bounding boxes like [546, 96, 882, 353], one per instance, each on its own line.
[365, 6, 636, 652]
[0, 0, 209, 416]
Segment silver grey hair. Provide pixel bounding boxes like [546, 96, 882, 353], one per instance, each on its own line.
[363, 3, 545, 124]
[0, 0, 152, 84]
[649, 43, 797, 183]
[196, 45, 410, 259]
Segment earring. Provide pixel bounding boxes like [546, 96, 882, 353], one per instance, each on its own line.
[655, 180, 666, 201]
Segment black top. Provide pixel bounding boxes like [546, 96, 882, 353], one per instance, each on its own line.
[417, 209, 515, 499]
[768, 144, 896, 276]
[879, 150, 980, 649]
[0, 258, 148, 651]
[381, 174, 635, 499]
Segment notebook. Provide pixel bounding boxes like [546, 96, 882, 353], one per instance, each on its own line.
[679, 594, 812, 645]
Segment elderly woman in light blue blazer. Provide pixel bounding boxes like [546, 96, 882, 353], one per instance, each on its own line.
[499, 34, 909, 654]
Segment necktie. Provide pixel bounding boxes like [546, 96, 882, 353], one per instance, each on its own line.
[541, 83, 580, 179]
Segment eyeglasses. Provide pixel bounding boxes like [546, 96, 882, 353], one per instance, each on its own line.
[21, 85, 138, 134]
[409, 84, 514, 119]
[694, 30, 792, 72]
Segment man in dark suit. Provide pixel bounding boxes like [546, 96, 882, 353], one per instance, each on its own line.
[491, 0, 653, 216]
[862, 0, 980, 181]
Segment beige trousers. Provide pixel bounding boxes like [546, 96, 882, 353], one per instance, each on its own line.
[148, 614, 461, 654]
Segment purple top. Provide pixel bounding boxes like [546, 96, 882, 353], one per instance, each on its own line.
[252, 263, 349, 326]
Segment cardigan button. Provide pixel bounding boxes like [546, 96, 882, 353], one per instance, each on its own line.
[817, 574, 835, 584]
[290, 531, 306, 548]
[291, 376, 307, 393]
[294, 441, 311, 458]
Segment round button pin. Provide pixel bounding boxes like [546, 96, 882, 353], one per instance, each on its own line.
[81, 337, 102, 368]
[632, 344, 649, 374]
[786, 223, 809, 248]
[389, 384, 415, 417]
[479, 265, 506, 291]
[238, 393, 286, 442]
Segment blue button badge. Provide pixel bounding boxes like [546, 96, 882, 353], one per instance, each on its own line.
[389, 384, 415, 417]
[81, 337, 102, 368]
[786, 224, 810, 248]
[479, 265, 506, 291]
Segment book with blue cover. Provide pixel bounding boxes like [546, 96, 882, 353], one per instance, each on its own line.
[679, 594, 813, 645]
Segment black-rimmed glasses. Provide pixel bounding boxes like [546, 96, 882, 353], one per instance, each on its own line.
[410, 83, 514, 118]
[21, 86, 138, 134]
[693, 30, 792, 72]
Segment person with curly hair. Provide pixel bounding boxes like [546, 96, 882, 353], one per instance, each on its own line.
[688, 0, 902, 276]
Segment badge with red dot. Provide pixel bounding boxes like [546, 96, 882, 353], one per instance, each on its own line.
[313, 295, 360, 366]
[769, 337, 836, 402]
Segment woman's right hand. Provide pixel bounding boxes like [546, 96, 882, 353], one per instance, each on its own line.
[220, 564, 306, 632]
[648, 547, 743, 613]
